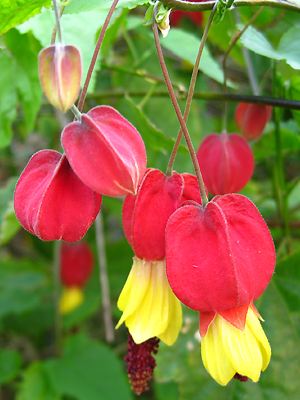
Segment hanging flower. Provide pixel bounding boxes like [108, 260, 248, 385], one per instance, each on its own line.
[235, 103, 272, 141]
[170, 0, 203, 27]
[166, 193, 276, 385]
[38, 44, 82, 112]
[59, 241, 94, 314]
[14, 150, 101, 241]
[197, 132, 254, 195]
[61, 106, 147, 197]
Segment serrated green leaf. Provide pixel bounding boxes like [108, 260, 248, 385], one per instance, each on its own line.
[0, 0, 51, 35]
[0, 349, 22, 385]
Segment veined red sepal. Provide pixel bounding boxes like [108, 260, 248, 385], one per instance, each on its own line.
[235, 103, 272, 141]
[166, 193, 276, 312]
[14, 150, 101, 241]
[62, 106, 147, 197]
[197, 133, 254, 195]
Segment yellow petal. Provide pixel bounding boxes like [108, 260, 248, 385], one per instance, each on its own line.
[59, 287, 83, 315]
[201, 306, 271, 385]
[116, 258, 182, 345]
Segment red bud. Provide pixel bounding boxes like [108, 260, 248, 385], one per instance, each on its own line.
[62, 106, 147, 197]
[166, 194, 276, 313]
[38, 44, 82, 112]
[235, 103, 272, 140]
[60, 241, 93, 287]
[14, 150, 101, 241]
[197, 133, 254, 195]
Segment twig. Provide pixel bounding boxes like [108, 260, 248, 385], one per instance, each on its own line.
[95, 214, 115, 343]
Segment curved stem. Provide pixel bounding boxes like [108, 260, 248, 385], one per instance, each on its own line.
[152, 22, 208, 206]
[160, 0, 300, 12]
[166, 0, 219, 175]
[77, 0, 120, 112]
[52, 0, 62, 43]
[222, 6, 264, 132]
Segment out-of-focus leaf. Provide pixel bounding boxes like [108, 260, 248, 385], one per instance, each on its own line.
[241, 25, 300, 70]
[162, 28, 231, 86]
[0, 0, 51, 35]
[0, 201, 20, 245]
[0, 349, 22, 385]
[65, 0, 149, 13]
[17, 362, 60, 400]
[45, 334, 133, 400]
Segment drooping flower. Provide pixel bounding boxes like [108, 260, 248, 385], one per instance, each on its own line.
[197, 132, 254, 195]
[61, 106, 147, 197]
[38, 44, 82, 112]
[170, 0, 203, 27]
[235, 103, 272, 141]
[117, 169, 185, 346]
[166, 193, 276, 385]
[14, 150, 101, 241]
[59, 241, 94, 314]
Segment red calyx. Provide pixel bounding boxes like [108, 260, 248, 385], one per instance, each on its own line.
[166, 193, 276, 313]
[14, 150, 101, 241]
[196, 132, 254, 195]
[60, 241, 93, 287]
[235, 103, 272, 141]
[170, 0, 203, 27]
[122, 169, 202, 261]
[61, 106, 147, 197]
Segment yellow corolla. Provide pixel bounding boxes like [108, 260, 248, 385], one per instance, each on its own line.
[59, 287, 84, 315]
[201, 307, 271, 386]
[116, 257, 182, 345]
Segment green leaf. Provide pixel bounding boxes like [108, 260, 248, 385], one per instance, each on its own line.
[161, 28, 232, 86]
[45, 334, 133, 400]
[0, 0, 51, 35]
[17, 362, 59, 400]
[0, 349, 22, 385]
[277, 25, 300, 70]
[64, 0, 149, 13]
[0, 176, 20, 244]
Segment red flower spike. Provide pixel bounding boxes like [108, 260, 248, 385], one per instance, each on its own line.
[197, 133, 254, 195]
[38, 44, 82, 112]
[122, 169, 184, 261]
[166, 193, 276, 313]
[14, 150, 101, 241]
[60, 241, 94, 287]
[61, 106, 147, 197]
[235, 103, 272, 141]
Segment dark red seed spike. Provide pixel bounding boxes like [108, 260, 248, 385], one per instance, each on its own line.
[234, 373, 249, 382]
[125, 334, 160, 396]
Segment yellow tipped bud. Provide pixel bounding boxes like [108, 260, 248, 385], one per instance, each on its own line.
[38, 44, 82, 112]
[116, 257, 182, 346]
[201, 307, 271, 386]
[59, 287, 84, 315]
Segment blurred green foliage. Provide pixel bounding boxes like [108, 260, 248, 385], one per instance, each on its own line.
[0, 0, 299, 399]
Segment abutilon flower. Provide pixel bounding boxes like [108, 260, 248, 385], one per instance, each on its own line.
[117, 169, 201, 346]
[61, 106, 147, 197]
[38, 44, 82, 112]
[197, 132, 254, 195]
[166, 193, 276, 385]
[14, 150, 101, 241]
[59, 241, 94, 314]
[235, 103, 272, 141]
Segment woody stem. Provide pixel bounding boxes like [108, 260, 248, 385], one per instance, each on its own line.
[152, 21, 208, 206]
[166, 0, 219, 175]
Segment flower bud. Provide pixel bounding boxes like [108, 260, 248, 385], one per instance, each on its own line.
[60, 241, 94, 287]
[235, 103, 272, 140]
[197, 132, 254, 195]
[38, 44, 82, 112]
[62, 106, 147, 197]
[14, 150, 101, 241]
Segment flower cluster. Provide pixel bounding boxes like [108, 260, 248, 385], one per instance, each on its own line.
[13, 31, 276, 395]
